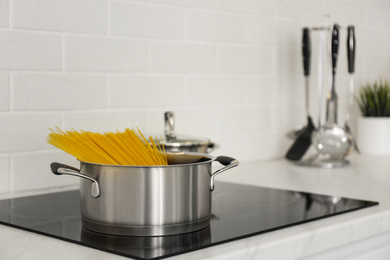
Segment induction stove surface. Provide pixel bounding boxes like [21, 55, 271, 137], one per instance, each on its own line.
[0, 182, 378, 260]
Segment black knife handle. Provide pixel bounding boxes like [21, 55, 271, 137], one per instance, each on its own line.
[347, 26, 355, 74]
[302, 27, 311, 77]
[331, 24, 340, 74]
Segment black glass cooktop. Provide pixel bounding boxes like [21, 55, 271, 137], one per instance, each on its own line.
[0, 182, 378, 260]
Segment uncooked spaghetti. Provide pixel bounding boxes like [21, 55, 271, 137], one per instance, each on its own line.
[47, 127, 167, 166]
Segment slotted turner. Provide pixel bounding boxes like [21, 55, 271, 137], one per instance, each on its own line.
[286, 27, 315, 161]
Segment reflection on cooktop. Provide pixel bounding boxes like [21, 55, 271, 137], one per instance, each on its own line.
[213, 190, 300, 206]
[0, 182, 378, 260]
[9, 201, 79, 219]
[81, 226, 211, 259]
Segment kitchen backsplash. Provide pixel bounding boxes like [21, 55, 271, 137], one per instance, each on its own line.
[0, 0, 390, 195]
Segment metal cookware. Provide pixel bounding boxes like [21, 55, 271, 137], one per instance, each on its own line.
[160, 112, 217, 153]
[50, 153, 238, 236]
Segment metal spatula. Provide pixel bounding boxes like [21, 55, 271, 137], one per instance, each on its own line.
[286, 27, 315, 161]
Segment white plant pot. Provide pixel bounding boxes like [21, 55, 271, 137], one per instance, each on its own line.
[357, 117, 390, 156]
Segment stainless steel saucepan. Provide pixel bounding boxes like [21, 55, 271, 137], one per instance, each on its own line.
[159, 111, 218, 153]
[50, 153, 238, 236]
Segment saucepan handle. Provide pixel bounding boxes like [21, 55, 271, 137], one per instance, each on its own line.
[50, 162, 100, 198]
[210, 156, 239, 191]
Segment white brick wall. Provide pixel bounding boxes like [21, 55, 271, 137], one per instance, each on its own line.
[62, 110, 147, 133]
[185, 76, 246, 105]
[149, 0, 216, 9]
[187, 10, 246, 43]
[0, 73, 9, 111]
[219, 45, 275, 73]
[111, 2, 185, 39]
[219, 0, 274, 14]
[0, 31, 61, 70]
[64, 36, 148, 72]
[0, 0, 8, 27]
[150, 42, 217, 72]
[0, 155, 10, 194]
[110, 75, 184, 108]
[13, 73, 107, 110]
[13, 0, 107, 33]
[0, 113, 60, 152]
[0, 0, 390, 195]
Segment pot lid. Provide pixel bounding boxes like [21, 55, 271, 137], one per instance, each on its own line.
[161, 111, 211, 148]
[162, 134, 211, 148]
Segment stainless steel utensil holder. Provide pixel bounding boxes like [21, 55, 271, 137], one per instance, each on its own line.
[295, 19, 355, 168]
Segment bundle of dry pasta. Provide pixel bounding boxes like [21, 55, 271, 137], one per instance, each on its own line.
[47, 127, 167, 166]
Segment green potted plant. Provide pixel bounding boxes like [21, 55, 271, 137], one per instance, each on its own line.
[356, 79, 390, 155]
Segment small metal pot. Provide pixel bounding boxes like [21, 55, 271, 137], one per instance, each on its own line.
[50, 153, 238, 236]
[161, 111, 218, 153]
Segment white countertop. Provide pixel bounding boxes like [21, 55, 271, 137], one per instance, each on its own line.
[1, 154, 390, 260]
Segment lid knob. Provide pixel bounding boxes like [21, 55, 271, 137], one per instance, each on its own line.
[164, 111, 176, 139]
